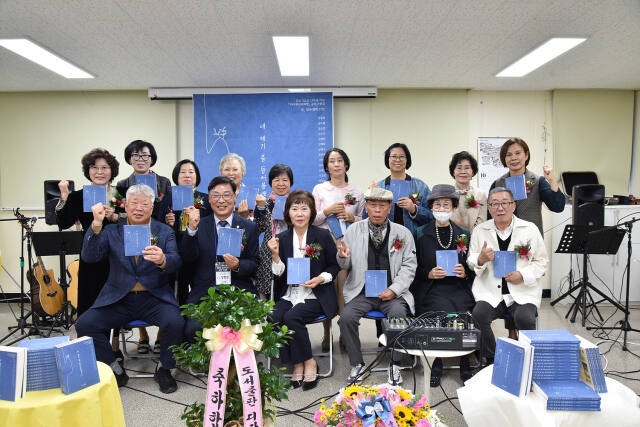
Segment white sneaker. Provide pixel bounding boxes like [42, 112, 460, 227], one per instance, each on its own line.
[388, 365, 403, 385]
[347, 363, 368, 383]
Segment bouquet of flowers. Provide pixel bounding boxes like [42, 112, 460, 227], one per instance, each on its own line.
[314, 384, 447, 427]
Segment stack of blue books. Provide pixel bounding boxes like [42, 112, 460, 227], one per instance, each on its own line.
[521, 330, 601, 411]
[532, 380, 601, 411]
[519, 329, 581, 381]
[18, 336, 69, 391]
[576, 335, 607, 393]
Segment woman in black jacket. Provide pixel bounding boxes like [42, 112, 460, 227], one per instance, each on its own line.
[268, 190, 339, 391]
[411, 184, 475, 387]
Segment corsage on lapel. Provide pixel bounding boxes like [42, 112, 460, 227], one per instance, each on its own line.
[110, 192, 125, 208]
[302, 243, 322, 260]
[409, 192, 421, 205]
[514, 240, 532, 261]
[455, 234, 468, 254]
[525, 180, 534, 194]
[465, 194, 483, 209]
[150, 233, 159, 246]
[390, 237, 405, 254]
[193, 195, 204, 209]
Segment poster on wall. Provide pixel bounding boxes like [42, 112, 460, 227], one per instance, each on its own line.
[193, 92, 333, 195]
[477, 137, 510, 194]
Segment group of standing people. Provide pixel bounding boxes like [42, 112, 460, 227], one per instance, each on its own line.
[58, 136, 565, 394]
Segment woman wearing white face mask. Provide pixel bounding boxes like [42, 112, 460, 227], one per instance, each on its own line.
[410, 184, 475, 386]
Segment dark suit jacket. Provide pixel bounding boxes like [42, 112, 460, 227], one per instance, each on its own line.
[180, 214, 259, 303]
[273, 225, 340, 319]
[81, 219, 182, 307]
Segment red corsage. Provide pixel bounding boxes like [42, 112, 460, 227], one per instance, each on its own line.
[155, 190, 164, 204]
[110, 192, 125, 208]
[193, 196, 203, 209]
[455, 234, 469, 254]
[344, 193, 357, 206]
[465, 194, 483, 209]
[409, 192, 421, 205]
[514, 240, 532, 260]
[150, 234, 159, 246]
[390, 237, 405, 253]
[525, 180, 534, 194]
[301, 243, 322, 260]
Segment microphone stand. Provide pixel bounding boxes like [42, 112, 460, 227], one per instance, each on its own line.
[587, 217, 640, 350]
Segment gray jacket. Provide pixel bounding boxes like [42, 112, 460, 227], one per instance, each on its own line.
[337, 219, 417, 313]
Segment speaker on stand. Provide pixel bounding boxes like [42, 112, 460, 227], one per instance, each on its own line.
[572, 184, 604, 227]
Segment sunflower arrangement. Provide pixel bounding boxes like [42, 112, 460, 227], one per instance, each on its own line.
[314, 384, 447, 427]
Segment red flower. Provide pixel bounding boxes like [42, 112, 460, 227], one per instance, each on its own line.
[468, 199, 478, 208]
[306, 246, 315, 256]
[519, 248, 528, 255]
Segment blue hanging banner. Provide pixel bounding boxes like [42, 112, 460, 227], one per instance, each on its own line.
[193, 92, 333, 195]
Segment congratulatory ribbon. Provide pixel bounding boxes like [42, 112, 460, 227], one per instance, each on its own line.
[202, 320, 263, 427]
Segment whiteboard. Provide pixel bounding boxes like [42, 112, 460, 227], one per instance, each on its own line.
[193, 93, 333, 194]
[477, 137, 510, 194]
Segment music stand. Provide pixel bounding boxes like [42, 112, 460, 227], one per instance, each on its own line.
[550, 225, 626, 326]
[31, 231, 83, 330]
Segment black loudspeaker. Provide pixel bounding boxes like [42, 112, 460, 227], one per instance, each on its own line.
[44, 180, 74, 225]
[572, 184, 604, 227]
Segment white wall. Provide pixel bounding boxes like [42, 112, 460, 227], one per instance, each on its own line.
[1, 88, 635, 296]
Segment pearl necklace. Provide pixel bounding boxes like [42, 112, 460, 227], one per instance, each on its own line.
[435, 223, 453, 249]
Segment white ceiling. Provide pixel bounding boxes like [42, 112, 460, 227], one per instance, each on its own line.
[0, 0, 639, 92]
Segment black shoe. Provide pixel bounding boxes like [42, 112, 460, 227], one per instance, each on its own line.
[289, 379, 303, 389]
[302, 377, 319, 391]
[430, 357, 443, 388]
[113, 349, 125, 370]
[114, 370, 129, 387]
[154, 367, 177, 394]
[460, 356, 472, 383]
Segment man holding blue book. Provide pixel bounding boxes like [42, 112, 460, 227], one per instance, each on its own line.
[467, 187, 548, 364]
[179, 176, 259, 342]
[337, 187, 417, 386]
[75, 184, 184, 393]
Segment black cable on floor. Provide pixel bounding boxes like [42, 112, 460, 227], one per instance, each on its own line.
[122, 385, 189, 407]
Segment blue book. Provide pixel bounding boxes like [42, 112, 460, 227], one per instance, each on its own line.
[134, 173, 158, 197]
[532, 380, 601, 408]
[216, 227, 243, 257]
[520, 329, 581, 346]
[365, 270, 388, 298]
[389, 179, 410, 204]
[326, 214, 343, 239]
[54, 337, 100, 395]
[235, 187, 259, 210]
[287, 257, 310, 285]
[123, 225, 151, 256]
[0, 346, 27, 401]
[494, 250, 517, 278]
[18, 336, 69, 351]
[491, 337, 534, 397]
[436, 250, 458, 276]
[171, 185, 193, 211]
[82, 185, 107, 212]
[272, 196, 287, 220]
[505, 174, 527, 201]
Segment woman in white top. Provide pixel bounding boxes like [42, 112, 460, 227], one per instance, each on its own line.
[450, 151, 487, 233]
[312, 148, 365, 350]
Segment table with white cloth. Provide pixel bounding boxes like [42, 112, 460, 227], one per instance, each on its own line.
[457, 365, 640, 427]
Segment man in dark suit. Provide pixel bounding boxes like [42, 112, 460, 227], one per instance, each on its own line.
[75, 184, 184, 393]
[180, 176, 259, 342]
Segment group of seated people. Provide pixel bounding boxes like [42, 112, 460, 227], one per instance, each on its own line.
[61, 137, 563, 395]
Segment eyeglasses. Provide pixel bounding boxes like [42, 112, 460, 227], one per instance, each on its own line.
[89, 165, 111, 172]
[131, 154, 151, 161]
[210, 192, 235, 201]
[128, 201, 151, 208]
[389, 155, 406, 161]
[488, 201, 515, 209]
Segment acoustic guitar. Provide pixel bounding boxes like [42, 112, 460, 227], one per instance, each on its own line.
[26, 256, 65, 316]
[66, 260, 79, 309]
